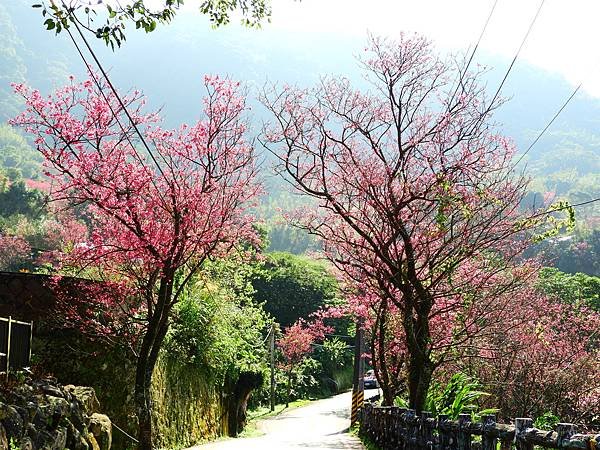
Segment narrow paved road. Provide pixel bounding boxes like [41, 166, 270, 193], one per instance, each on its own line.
[190, 390, 378, 450]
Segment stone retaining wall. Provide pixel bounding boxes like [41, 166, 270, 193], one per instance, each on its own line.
[0, 375, 111, 450]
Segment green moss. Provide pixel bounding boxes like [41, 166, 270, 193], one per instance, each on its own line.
[151, 357, 226, 449]
[34, 335, 229, 449]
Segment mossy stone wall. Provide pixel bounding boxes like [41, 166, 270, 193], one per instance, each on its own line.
[151, 357, 227, 449]
[34, 335, 227, 449]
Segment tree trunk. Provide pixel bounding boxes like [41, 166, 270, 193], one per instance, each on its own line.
[407, 354, 433, 412]
[381, 383, 396, 406]
[403, 290, 434, 413]
[286, 370, 292, 408]
[134, 330, 171, 449]
[134, 275, 174, 450]
[134, 346, 155, 450]
[227, 371, 264, 436]
[372, 300, 396, 406]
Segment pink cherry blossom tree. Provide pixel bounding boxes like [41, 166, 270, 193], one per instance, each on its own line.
[0, 234, 31, 270]
[278, 317, 331, 406]
[10, 74, 259, 449]
[261, 33, 553, 411]
[462, 282, 599, 423]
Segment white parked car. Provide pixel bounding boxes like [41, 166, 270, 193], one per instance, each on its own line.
[363, 369, 379, 389]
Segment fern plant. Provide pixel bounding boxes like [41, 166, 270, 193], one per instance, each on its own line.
[395, 373, 498, 420]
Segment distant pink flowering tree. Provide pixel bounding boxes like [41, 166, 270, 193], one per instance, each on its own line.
[0, 234, 31, 270]
[262, 34, 556, 411]
[0, 201, 88, 272]
[278, 321, 316, 369]
[10, 74, 259, 449]
[278, 318, 331, 406]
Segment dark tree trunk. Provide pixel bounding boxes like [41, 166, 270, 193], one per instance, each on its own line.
[380, 383, 396, 407]
[407, 353, 433, 412]
[134, 336, 156, 450]
[372, 300, 396, 406]
[135, 385, 153, 450]
[227, 371, 263, 436]
[286, 370, 292, 408]
[402, 288, 434, 413]
[134, 275, 174, 450]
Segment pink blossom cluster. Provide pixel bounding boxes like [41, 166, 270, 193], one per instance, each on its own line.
[0, 234, 31, 269]
[10, 73, 260, 348]
[467, 282, 600, 423]
[46, 275, 140, 345]
[10, 74, 259, 282]
[278, 317, 332, 370]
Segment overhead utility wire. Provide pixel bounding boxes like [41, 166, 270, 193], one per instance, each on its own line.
[476, 0, 584, 182]
[448, 0, 499, 106]
[64, 26, 143, 163]
[63, 23, 170, 209]
[528, 197, 600, 219]
[466, 0, 580, 183]
[487, 0, 546, 111]
[514, 83, 582, 168]
[449, 3, 592, 216]
[471, 0, 499, 58]
[66, 9, 168, 181]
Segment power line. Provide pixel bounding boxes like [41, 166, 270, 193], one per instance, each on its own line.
[568, 198, 600, 209]
[487, 0, 546, 112]
[472, 0, 499, 57]
[325, 333, 353, 338]
[63, 28, 145, 165]
[448, 0, 499, 107]
[61, 9, 170, 207]
[61, 5, 169, 183]
[514, 83, 581, 168]
[310, 342, 354, 350]
[529, 197, 600, 220]
[479, 1, 583, 186]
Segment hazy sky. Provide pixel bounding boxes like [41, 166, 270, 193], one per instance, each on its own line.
[122, 0, 600, 96]
[266, 0, 600, 97]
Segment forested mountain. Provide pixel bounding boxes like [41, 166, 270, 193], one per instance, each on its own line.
[1, 0, 598, 253]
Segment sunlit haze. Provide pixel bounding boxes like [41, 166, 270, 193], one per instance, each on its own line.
[266, 0, 600, 97]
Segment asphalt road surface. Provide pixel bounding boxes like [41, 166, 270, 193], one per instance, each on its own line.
[189, 389, 379, 450]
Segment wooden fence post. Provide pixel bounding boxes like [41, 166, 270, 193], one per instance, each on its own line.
[397, 407, 408, 450]
[438, 414, 450, 450]
[515, 418, 534, 450]
[390, 406, 400, 448]
[556, 423, 575, 449]
[5, 316, 12, 378]
[481, 414, 497, 450]
[382, 407, 391, 449]
[458, 414, 472, 450]
[377, 407, 385, 448]
[359, 402, 366, 436]
[28, 320, 33, 367]
[421, 411, 434, 450]
[405, 409, 417, 450]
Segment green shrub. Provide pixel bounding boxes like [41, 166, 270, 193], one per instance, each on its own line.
[395, 373, 497, 419]
[534, 412, 560, 430]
